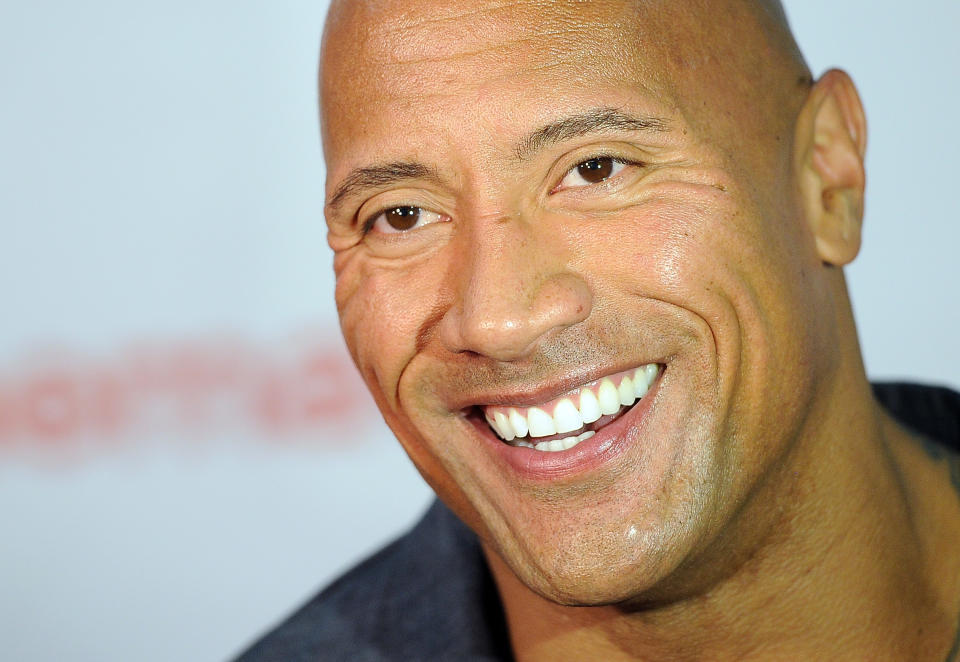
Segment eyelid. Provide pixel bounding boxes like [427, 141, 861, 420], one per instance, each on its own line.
[362, 205, 447, 236]
[360, 204, 411, 234]
[360, 207, 385, 234]
[357, 187, 451, 232]
[552, 154, 642, 194]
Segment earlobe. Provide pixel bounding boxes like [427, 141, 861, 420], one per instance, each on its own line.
[796, 69, 867, 267]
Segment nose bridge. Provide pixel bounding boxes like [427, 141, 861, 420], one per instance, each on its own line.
[440, 215, 592, 361]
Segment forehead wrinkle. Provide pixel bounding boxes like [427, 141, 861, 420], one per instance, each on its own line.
[372, 25, 599, 69]
[323, 1, 651, 113]
[373, 0, 597, 34]
[375, 0, 545, 34]
[340, 31, 644, 114]
[367, 56, 591, 109]
[357, 0, 625, 69]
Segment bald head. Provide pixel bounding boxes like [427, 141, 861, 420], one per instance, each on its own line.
[320, 0, 810, 105]
[320, 0, 811, 194]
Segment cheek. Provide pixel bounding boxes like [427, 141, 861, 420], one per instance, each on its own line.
[579, 183, 822, 417]
[590, 183, 815, 340]
[335, 254, 446, 411]
[642, 189, 824, 461]
[572, 186, 763, 329]
[335, 255, 471, 513]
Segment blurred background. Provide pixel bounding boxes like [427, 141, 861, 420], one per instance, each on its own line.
[0, 1, 957, 660]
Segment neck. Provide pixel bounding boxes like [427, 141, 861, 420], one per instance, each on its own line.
[485, 360, 960, 661]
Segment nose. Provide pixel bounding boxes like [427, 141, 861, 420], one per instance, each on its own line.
[438, 220, 592, 361]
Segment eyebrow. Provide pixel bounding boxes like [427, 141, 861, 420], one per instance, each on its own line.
[327, 161, 441, 212]
[326, 108, 670, 211]
[514, 107, 670, 161]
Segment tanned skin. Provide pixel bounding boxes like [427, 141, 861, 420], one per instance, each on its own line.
[320, 1, 960, 659]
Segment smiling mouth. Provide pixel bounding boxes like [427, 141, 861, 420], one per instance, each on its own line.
[479, 364, 662, 453]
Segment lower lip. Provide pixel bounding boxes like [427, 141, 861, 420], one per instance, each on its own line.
[472, 372, 662, 482]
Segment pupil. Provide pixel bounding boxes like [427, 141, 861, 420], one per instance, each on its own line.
[577, 157, 614, 183]
[385, 206, 420, 230]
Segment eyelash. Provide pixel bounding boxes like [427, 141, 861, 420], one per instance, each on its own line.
[359, 154, 643, 234]
[558, 154, 641, 185]
[361, 206, 444, 236]
[361, 211, 383, 235]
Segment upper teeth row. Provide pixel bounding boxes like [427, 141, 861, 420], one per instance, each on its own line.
[483, 363, 660, 441]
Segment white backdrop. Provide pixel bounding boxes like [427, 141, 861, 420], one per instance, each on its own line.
[0, 1, 957, 660]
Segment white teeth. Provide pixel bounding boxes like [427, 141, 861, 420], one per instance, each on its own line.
[535, 438, 562, 452]
[484, 364, 660, 447]
[494, 411, 515, 441]
[508, 408, 528, 438]
[644, 363, 659, 383]
[634, 363, 659, 398]
[553, 398, 583, 434]
[533, 430, 596, 453]
[633, 367, 649, 398]
[579, 388, 602, 424]
[536, 436, 572, 452]
[618, 375, 635, 406]
[597, 378, 622, 415]
[527, 407, 557, 438]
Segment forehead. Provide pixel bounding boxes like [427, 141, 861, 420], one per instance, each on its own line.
[321, 1, 681, 158]
[323, 0, 644, 91]
[319, 0, 801, 204]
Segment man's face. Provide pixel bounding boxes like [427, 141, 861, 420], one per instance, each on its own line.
[323, 0, 832, 604]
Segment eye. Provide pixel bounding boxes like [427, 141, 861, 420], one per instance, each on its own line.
[557, 157, 628, 190]
[366, 205, 447, 234]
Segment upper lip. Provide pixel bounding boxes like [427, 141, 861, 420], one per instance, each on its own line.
[448, 359, 665, 412]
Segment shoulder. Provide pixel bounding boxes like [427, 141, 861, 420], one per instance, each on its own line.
[872, 382, 960, 451]
[232, 500, 512, 662]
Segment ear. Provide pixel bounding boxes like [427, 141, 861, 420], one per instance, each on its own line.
[795, 69, 867, 266]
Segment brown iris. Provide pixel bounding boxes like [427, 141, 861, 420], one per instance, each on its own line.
[576, 157, 615, 183]
[384, 206, 421, 231]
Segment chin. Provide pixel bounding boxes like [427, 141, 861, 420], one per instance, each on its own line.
[514, 552, 684, 608]
[490, 491, 713, 608]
